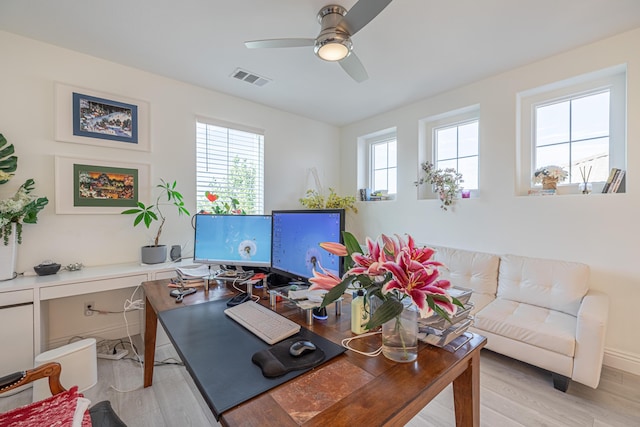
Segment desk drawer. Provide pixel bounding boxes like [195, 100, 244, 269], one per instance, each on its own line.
[0, 289, 33, 306]
[40, 274, 148, 300]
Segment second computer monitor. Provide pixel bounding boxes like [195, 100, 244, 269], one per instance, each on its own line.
[271, 209, 345, 283]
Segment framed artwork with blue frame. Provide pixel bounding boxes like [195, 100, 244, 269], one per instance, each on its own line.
[55, 83, 150, 151]
[72, 93, 138, 144]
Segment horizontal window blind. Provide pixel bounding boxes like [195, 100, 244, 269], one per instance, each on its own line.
[196, 120, 264, 214]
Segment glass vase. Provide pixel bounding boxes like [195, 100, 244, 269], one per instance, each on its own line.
[381, 301, 419, 363]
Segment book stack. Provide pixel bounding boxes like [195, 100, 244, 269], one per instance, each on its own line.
[528, 189, 556, 196]
[417, 287, 474, 348]
[602, 168, 626, 193]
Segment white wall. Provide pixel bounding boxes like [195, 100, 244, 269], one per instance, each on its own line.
[0, 31, 339, 345]
[0, 30, 340, 269]
[340, 28, 640, 374]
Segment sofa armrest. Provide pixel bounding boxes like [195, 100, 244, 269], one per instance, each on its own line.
[572, 290, 609, 388]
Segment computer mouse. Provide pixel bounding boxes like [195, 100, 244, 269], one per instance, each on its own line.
[289, 340, 316, 357]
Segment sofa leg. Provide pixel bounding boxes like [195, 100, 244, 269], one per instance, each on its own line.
[552, 373, 570, 392]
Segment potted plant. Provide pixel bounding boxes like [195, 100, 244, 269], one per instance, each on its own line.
[415, 161, 463, 210]
[299, 188, 358, 213]
[533, 165, 568, 190]
[121, 179, 190, 264]
[0, 133, 49, 279]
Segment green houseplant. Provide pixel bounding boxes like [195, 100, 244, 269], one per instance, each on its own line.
[299, 188, 358, 214]
[415, 162, 463, 210]
[0, 133, 49, 279]
[121, 179, 189, 264]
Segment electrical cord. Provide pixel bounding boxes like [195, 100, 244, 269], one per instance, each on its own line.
[341, 331, 383, 357]
[232, 276, 261, 302]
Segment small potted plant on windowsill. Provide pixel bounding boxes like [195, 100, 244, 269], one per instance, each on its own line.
[121, 179, 190, 264]
[415, 161, 463, 210]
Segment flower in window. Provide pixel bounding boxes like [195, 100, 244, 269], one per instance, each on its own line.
[533, 165, 568, 184]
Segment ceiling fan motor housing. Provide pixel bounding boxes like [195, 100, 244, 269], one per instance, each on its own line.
[314, 4, 352, 61]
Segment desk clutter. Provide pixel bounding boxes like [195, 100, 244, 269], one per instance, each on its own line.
[418, 287, 474, 350]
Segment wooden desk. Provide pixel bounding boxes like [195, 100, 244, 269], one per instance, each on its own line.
[143, 278, 235, 388]
[142, 279, 486, 426]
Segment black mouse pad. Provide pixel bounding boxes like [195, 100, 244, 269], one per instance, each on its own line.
[252, 337, 326, 377]
[157, 299, 345, 420]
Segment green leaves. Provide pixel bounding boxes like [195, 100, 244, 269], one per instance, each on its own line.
[0, 133, 18, 184]
[121, 179, 190, 245]
[365, 297, 404, 330]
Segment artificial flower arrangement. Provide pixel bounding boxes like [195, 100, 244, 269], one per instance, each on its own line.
[532, 165, 568, 184]
[201, 191, 246, 215]
[309, 231, 463, 330]
[0, 134, 48, 245]
[415, 162, 463, 210]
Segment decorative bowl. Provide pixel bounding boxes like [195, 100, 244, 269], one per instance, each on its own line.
[34, 262, 61, 276]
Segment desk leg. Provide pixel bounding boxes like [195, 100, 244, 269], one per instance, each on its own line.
[143, 296, 158, 388]
[453, 350, 480, 427]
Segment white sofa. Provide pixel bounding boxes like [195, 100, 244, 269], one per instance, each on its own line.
[432, 246, 609, 391]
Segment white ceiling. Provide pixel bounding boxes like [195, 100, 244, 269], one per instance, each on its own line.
[2, 0, 640, 126]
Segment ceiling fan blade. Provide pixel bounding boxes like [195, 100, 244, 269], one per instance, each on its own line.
[339, 52, 368, 83]
[245, 38, 315, 49]
[339, 0, 392, 36]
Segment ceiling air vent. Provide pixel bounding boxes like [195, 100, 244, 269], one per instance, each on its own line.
[231, 68, 271, 87]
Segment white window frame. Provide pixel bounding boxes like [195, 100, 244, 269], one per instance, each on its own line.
[517, 65, 626, 194]
[196, 117, 265, 214]
[433, 118, 479, 190]
[367, 132, 397, 195]
[419, 105, 480, 199]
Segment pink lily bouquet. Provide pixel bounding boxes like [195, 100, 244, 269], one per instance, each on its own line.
[310, 231, 463, 330]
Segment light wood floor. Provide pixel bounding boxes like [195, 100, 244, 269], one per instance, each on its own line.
[2, 339, 639, 426]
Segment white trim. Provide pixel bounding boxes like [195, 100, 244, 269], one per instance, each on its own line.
[603, 347, 640, 376]
[516, 65, 626, 195]
[195, 115, 264, 136]
[419, 105, 480, 198]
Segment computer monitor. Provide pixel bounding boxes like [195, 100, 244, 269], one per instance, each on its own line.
[193, 214, 272, 268]
[271, 209, 345, 283]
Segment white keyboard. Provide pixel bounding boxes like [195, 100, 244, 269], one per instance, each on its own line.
[224, 301, 300, 345]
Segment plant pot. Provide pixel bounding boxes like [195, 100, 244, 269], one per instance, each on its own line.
[0, 223, 17, 280]
[542, 177, 558, 190]
[141, 245, 167, 264]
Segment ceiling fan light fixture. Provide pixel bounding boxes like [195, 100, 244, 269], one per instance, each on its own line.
[316, 41, 350, 61]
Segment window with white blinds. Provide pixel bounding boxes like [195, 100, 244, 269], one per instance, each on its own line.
[196, 119, 264, 214]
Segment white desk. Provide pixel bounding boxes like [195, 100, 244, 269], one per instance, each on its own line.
[0, 260, 199, 374]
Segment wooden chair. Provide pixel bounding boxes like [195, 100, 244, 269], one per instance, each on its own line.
[0, 362, 126, 426]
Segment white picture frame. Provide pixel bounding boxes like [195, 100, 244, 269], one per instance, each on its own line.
[54, 82, 150, 152]
[54, 156, 150, 214]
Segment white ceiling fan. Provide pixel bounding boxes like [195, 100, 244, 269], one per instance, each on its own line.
[244, 0, 393, 83]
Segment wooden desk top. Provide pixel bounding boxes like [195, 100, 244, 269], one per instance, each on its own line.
[142, 279, 486, 426]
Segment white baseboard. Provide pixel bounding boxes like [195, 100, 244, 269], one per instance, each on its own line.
[603, 347, 640, 376]
[47, 321, 141, 351]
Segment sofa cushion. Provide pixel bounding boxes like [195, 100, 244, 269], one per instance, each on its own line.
[474, 299, 576, 357]
[498, 254, 589, 316]
[432, 246, 499, 312]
